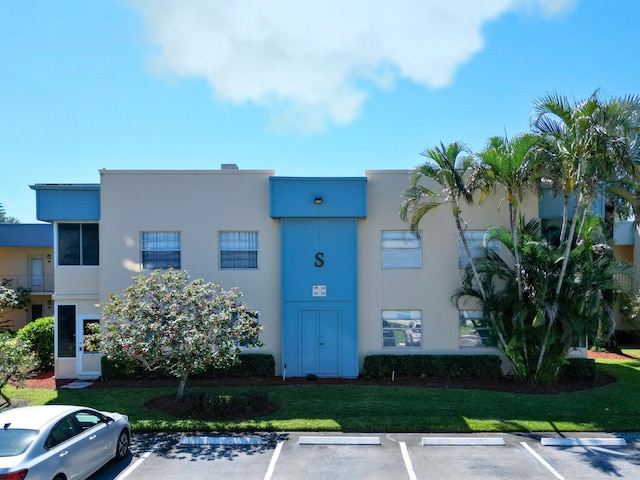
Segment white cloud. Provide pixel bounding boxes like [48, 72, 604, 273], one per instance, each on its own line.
[129, 0, 576, 132]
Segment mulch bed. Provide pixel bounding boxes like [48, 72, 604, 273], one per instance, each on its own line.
[19, 349, 637, 394]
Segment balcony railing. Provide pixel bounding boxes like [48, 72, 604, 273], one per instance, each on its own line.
[0, 275, 54, 294]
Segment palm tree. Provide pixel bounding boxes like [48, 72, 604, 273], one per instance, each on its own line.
[532, 91, 640, 368]
[400, 141, 487, 299]
[532, 91, 639, 294]
[0, 203, 20, 224]
[475, 133, 542, 301]
[454, 217, 632, 383]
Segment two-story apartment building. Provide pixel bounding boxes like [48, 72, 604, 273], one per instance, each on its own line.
[0, 224, 54, 329]
[30, 166, 637, 380]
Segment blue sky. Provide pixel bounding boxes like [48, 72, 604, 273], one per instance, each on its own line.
[1, 0, 639, 223]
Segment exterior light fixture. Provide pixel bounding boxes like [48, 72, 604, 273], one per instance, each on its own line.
[314, 197, 323, 204]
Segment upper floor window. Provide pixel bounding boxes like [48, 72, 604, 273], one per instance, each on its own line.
[458, 230, 499, 270]
[57, 223, 99, 266]
[219, 231, 258, 269]
[381, 230, 421, 269]
[141, 232, 181, 269]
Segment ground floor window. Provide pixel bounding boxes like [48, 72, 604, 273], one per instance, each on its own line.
[382, 310, 422, 348]
[459, 310, 495, 347]
[57, 305, 76, 358]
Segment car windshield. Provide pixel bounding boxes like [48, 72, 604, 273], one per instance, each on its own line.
[0, 429, 38, 457]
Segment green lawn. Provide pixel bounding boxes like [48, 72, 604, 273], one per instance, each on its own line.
[4, 358, 639, 433]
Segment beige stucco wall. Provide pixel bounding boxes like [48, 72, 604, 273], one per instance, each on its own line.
[0, 246, 54, 329]
[358, 170, 538, 363]
[98, 169, 282, 370]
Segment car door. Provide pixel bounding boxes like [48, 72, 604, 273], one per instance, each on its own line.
[45, 415, 91, 479]
[71, 410, 113, 468]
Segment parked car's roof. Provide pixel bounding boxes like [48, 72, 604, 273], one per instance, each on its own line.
[0, 405, 81, 430]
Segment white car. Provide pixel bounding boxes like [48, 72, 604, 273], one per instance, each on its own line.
[0, 404, 130, 480]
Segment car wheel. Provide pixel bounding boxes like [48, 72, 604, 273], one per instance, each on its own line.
[53, 476, 65, 480]
[115, 429, 130, 461]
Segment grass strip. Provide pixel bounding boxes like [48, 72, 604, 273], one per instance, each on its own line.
[4, 358, 639, 433]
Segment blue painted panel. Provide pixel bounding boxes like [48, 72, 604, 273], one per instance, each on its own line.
[283, 302, 357, 378]
[30, 185, 100, 221]
[0, 224, 53, 247]
[300, 310, 320, 374]
[281, 219, 357, 301]
[319, 310, 339, 375]
[539, 185, 604, 220]
[270, 177, 366, 218]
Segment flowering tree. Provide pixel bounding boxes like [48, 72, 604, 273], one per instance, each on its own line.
[0, 285, 19, 330]
[101, 269, 262, 399]
[0, 334, 37, 407]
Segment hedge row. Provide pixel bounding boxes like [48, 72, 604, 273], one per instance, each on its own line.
[100, 353, 275, 380]
[362, 354, 503, 380]
[362, 354, 597, 381]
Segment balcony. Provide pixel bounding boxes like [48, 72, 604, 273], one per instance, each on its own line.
[0, 274, 54, 294]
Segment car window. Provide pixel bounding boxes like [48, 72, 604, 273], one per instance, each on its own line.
[0, 429, 38, 457]
[45, 416, 81, 449]
[73, 411, 104, 430]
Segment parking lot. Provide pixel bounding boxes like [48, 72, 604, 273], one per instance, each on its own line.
[90, 432, 640, 479]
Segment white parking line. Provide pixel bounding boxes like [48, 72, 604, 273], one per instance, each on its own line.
[520, 442, 564, 480]
[115, 442, 161, 480]
[399, 442, 417, 480]
[263, 441, 284, 480]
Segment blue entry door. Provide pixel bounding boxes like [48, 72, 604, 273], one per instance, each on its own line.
[300, 309, 339, 376]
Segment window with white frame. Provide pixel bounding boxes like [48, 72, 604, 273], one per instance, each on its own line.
[219, 231, 258, 269]
[381, 230, 421, 269]
[141, 232, 181, 269]
[459, 310, 495, 347]
[458, 230, 499, 269]
[57, 223, 99, 266]
[382, 310, 422, 348]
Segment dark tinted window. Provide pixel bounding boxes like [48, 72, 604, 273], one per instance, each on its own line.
[57, 305, 76, 358]
[58, 224, 99, 266]
[45, 416, 81, 449]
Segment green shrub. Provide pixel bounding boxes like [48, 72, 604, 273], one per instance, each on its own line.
[102, 353, 276, 380]
[101, 354, 145, 380]
[362, 354, 502, 380]
[186, 391, 274, 420]
[0, 334, 38, 406]
[218, 354, 275, 377]
[16, 316, 54, 370]
[558, 358, 597, 381]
